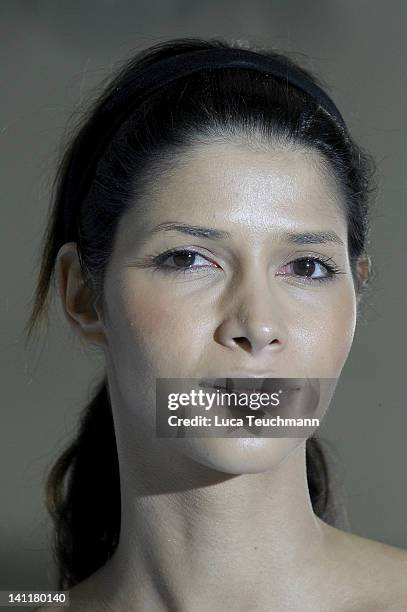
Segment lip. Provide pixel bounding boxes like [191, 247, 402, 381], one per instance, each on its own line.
[221, 371, 278, 378]
[228, 388, 273, 396]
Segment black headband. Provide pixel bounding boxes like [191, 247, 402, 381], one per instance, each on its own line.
[63, 47, 347, 243]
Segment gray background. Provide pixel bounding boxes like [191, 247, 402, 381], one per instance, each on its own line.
[1, 0, 406, 595]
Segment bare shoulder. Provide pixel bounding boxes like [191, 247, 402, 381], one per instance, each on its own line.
[318, 517, 407, 609]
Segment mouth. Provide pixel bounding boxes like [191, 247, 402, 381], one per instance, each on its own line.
[198, 378, 304, 418]
[198, 378, 301, 395]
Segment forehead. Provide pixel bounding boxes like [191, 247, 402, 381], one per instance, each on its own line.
[124, 141, 346, 239]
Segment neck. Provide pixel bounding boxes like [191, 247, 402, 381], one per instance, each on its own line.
[77, 374, 331, 612]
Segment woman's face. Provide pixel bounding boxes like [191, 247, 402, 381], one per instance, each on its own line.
[99, 142, 357, 474]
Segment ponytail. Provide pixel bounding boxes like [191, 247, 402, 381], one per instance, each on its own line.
[45, 377, 120, 589]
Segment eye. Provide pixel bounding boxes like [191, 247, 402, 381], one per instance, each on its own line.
[152, 249, 218, 274]
[277, 257, 342, 283]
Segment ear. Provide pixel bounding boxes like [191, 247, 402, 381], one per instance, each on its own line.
[355, 253, 371, 303]
[55, 242, 107, 348]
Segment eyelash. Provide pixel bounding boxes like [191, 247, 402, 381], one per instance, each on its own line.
[147, 248, 345, 284]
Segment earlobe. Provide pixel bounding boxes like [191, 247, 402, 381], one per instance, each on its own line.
[55, 242, 107, 348]
[355, 253, 371, 304]
[356, 253, 371, 289]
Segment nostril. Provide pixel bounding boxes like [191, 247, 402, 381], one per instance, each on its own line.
[234, 336, 280, 352]
[234, 337, 252, 351]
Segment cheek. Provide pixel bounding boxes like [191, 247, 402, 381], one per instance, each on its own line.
[107, 275, 207, 376]
[292, 286, 357, 377]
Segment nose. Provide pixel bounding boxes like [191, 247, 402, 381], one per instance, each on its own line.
[214, 272, 287, 355]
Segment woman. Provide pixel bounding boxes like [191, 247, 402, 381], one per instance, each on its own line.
[27, 37, 407, 610]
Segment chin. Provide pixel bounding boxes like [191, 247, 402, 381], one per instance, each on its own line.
[178, 437, 305, 475]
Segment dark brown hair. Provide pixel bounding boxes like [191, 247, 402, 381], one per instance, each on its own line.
[24, 36, 377, 590]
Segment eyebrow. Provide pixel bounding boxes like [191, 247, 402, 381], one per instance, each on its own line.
[147, 222, 345, 245]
